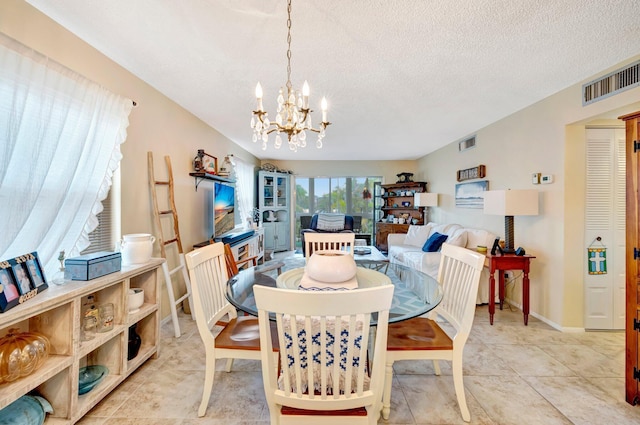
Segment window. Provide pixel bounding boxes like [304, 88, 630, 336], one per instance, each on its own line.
[294, 176, 382, 248]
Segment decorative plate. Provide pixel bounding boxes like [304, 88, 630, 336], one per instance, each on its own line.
[78, 365, 109, 395]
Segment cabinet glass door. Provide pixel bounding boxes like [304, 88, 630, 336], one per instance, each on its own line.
[263, 175, 274, 207]
[276, 176, 288, 208]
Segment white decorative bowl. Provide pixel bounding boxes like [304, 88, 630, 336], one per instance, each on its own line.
[306, 251, 357, 283]
[128, 288, 144, 313]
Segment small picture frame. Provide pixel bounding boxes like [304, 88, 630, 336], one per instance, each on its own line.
[0, 267, 20, 312]
[12, 262, 33, 295]
[0, 251, 48, 313]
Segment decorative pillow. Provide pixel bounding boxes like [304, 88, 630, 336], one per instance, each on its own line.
[404, 224, 432, 247]
[316, 213, 346, 231]
[422, 232, 448, 252]
[447, 229, 468, 247]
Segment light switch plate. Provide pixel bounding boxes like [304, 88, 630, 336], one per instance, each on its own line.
[531, 173, 540, 184]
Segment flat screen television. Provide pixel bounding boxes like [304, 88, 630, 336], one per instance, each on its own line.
[210, 182, 236, 239]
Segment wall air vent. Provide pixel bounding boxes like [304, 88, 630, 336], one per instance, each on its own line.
[583, 60, 640, 105]
[458, 136, 476, 152]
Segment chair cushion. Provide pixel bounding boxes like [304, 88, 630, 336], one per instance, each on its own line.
[386, 317, 453, 351]
[422, 232, 448, 252]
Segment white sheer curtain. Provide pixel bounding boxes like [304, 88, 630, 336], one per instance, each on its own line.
[0, 33, 133, 277]
[228, 155, 256, 229]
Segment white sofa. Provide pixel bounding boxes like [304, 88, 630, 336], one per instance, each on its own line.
[387, 223, 496, 304]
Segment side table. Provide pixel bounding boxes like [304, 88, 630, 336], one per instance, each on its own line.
[487, 253, 536, 325]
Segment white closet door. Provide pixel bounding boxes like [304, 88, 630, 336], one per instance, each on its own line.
[584, 128, 625, 330]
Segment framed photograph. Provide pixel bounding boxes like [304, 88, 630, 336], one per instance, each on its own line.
[12, 262, 33, 295]
[0, 266, 20, 312]
[0, 251, 48, 313]
[26, 255, 47, 288]
[455, 180, 489, 209]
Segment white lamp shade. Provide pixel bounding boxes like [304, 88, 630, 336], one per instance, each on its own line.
[483, 189, 539, 216]
[414, 192, 438, 207]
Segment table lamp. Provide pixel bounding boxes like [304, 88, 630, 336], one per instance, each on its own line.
[414, 192, 438, 224]
[483, 189, 538, 253]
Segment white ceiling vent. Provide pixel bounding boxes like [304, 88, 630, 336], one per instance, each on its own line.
[583, 60, 640, 105]
[458, 136, 476, 152]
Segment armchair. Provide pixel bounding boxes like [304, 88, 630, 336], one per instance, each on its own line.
[300, 213, 355, 255]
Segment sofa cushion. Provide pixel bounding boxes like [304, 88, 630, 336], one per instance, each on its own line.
[447, 228, 468, 247]
[422, 232, 448, 252]
[465, 228, 496, 250]
[429, 223, 462, 238]
[404, 225, 432, 247]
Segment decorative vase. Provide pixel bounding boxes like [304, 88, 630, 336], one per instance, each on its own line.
[306, 251, 357, 283]
[121, 233, 155, 265]
[127, 324, 142, 361]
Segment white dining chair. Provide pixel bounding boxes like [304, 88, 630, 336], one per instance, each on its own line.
[185, 242, 277, 417]
[254, 284, 394, 425]
[381, 243, 485, 422]
[303, 232, 356, 260]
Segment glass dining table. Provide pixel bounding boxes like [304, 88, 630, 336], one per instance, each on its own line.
[225, 260, 443, 325]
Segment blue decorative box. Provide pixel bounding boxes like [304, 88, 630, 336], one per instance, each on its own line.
[64, 251, 121, 281]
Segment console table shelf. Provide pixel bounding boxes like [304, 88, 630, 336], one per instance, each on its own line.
[0, 259, 163, 423]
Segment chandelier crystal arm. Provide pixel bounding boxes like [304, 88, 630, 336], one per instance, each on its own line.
[250, 0, 330, 152]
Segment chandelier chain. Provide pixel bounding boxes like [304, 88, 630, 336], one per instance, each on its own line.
[286, 0, 292, 91]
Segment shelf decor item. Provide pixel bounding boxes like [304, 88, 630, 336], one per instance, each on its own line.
[0, 328, 50, 383]
[0, 395, 53, 425]
[0, 252, 47, 313]
[78, 365, 109, 395]
[128, 288, 144, 313]
[127, 323, 142, 361]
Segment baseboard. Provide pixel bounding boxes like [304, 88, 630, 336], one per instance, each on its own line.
[503, 298, 583, 332]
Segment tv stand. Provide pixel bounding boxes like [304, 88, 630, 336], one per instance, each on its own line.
[194, 228, 265, 268]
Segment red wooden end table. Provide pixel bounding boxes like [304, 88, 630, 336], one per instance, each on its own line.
[487, 252, 536, 325]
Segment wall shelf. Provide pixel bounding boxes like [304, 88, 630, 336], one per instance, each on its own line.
[188, 172, 235, 191]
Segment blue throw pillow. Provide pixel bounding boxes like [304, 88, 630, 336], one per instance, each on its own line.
[422, 232, 448, 252]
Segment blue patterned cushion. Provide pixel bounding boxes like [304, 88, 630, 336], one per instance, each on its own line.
[316, 213, 346, 231]
[422, 232, 448, 252]
[279, 316, 368, 394]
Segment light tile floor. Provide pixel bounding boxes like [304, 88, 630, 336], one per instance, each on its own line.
[77, 264, 640, 424]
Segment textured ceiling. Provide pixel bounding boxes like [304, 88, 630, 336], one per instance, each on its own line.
[25, 0, 640, 161]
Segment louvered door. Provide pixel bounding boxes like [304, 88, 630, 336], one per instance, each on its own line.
[621, 111, 640, 405]
[585, 128, 626, 329]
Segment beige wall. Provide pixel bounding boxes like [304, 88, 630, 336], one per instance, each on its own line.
[419, 59, 640, 329]
[2, 0, 261, 319]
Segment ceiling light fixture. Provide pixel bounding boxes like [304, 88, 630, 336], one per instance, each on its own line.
[251, 0, 330, 151]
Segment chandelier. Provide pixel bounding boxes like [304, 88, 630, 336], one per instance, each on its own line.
[251, 0, 330, 151]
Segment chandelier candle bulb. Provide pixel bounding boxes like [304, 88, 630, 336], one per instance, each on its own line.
[255, 83, 263, 111]
[321, 97, 328, 122]
[302, 81, 309, 108]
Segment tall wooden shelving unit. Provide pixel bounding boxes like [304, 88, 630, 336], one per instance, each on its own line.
[375, 181, 427, 253]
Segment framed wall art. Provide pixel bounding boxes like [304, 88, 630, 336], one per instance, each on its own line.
[455, 180, 489, 209]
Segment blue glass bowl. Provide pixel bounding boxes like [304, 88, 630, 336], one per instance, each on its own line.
[78, 365, 109, 395]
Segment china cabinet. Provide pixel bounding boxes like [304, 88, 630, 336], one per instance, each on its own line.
[375, 181, 427, 252]
[0, 259, 163, 424]
[258, 171, 291, 252]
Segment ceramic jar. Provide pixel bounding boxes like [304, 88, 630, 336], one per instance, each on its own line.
[127, 323, 142, 360]
[306, 251, 357, 283]
[121, 233, 155, 265]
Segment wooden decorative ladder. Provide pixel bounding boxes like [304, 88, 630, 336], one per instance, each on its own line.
[147, 152, 194, 337]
